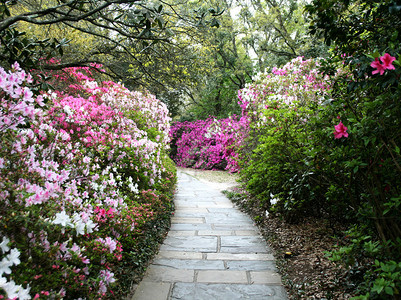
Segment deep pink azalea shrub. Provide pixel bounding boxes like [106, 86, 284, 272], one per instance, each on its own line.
[0, 63, 175, 299]
[170, 115, 248, 172]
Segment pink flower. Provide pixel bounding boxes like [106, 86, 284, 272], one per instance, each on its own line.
[371, 57, 386, 75]
[380, 53, 396, 70]
[371, 53, 396, 75]
[334, 121, 348, 139]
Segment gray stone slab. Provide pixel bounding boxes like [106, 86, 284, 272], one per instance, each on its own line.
[226, 260, 277, 271]
[160, 236, 217, 252]
[174, 201, 199, 207]
[153, 258, 225, 270]
[171, 217, 205, 224]
[170, 223, 212, 231]
[198, 230, 234, 236]
[220, 236, 269, 253]
[131, 282, 171, 300]
[176, 208, 209, 213]
[187, 196, 218, 202]
[173, 211, 209, 218]
[250, 271, 283, 284]
[196, 202, 234, 208]
[156, 251, 203, 260]
[213, 224, 257, 231]
[206, 253, 275, 261]
[207, 208, 239, 213]
[168, 231, 197, 237]
[142, 265, 194, 283]
[197, 270, 248, 284]
[171, 283, 288, 300]
[205, 214, 253, 224]
[235, 230, 260, 236]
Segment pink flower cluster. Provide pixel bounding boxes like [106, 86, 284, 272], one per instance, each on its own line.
[170, 116, 249, 172]
[239, 57, 334, 125]
[334, 121, 349, 139]
[370, 53, 396, 75]
[0, 62, 173, 298]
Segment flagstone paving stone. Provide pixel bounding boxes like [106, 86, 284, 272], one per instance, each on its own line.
[170, 283, 288, 300]
[131, 170, 287, 300]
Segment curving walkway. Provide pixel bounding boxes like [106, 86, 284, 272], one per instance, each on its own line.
[131, 170, 288, 300]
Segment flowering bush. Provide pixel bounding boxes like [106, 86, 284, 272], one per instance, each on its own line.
[237, 52, 401, 297]
[170, 57, 334, 174]
[170, 115, 248, 172]
[235, 56, 352, 219]
[0, 62, 176, 299]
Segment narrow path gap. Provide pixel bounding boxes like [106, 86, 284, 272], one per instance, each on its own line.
[131, 170, 288, 300]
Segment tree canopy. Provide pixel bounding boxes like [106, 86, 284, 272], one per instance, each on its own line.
[0, 0, 327, 118]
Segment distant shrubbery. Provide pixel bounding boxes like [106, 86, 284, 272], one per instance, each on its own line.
[170, 116, 248, 172]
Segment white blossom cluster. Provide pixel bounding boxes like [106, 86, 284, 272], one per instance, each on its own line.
[0, 237, 31, 299]
[51, 211, 96, 236]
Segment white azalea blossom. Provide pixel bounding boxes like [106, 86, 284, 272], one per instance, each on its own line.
[63, 105, 73, 116]
[52, 211, 72, 227]
[7, 248, 20, 266]
[0, 257, 13, 275]
[0, 236, 10, 253]
[0, 279, 31, 300]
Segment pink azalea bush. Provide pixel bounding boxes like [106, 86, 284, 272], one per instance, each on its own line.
[170, 115, 248, 172]
[0, 63, 175, 299]
[238, 56, 335, 125]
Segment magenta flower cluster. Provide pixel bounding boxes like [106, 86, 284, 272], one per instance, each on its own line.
[0, 62, 173, 298]
[170, 116, 249, 172]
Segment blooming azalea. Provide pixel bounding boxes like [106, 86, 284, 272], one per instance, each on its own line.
[380, 53, 396, 70]
[52, 211, 72, 227]
[371, 53, 396, 75]
[0, 237, 10, 253]
[334, 121, 349, 139]
[0, 257, 13, 275]
[7, 248, 21, 266]
[371, 57, 386, 75]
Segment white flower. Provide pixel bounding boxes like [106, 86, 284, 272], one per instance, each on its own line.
[0, 257, 13, 275]
[85, 219, 96, 234]
[63, 105, 73, 116]
[0, 236, 10, 253]
[2, 279, 19, 298]
[75, 221, 86, 236]
[52, 211, 72, 227]
[7, 248, 20, 265]
[72, 214, 85, 236]
[17, 284, 31, 300]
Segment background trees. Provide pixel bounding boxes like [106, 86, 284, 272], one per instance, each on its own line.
[1, 0, 324, 120]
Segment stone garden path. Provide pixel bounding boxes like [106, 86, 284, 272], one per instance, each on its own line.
[131, 170, 288, 300]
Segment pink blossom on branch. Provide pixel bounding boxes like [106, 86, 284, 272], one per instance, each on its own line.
[333, 121, 349, 139]
[380, 53, 396, 70]
[370, 53, 396, 75]
[370, 57, 386, 75]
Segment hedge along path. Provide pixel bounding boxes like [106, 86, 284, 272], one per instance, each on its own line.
[131, 169, 288, 300]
